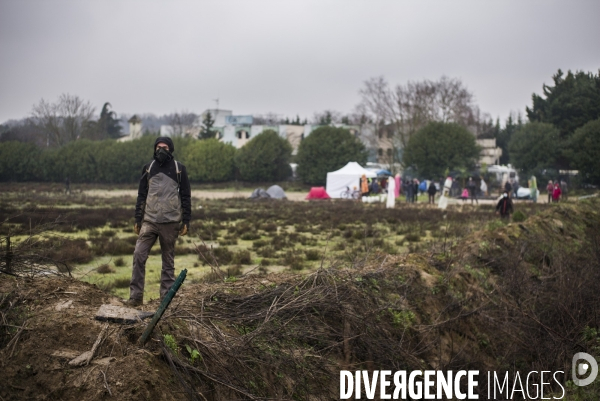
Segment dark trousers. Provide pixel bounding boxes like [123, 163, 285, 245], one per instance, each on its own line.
[469, 190, 478, 204]
[428, 194, 435, 204]
[130, 221, 179, 300]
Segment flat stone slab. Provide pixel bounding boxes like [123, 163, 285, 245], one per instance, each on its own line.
[94, 304, 154, 324]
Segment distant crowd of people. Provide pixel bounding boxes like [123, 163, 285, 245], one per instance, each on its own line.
[358, 171, 570, 224]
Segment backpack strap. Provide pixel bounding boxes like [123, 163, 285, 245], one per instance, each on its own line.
[146, 159, 181, 190]
[174, 160, 181, 191]
[146, 160, 156, 185]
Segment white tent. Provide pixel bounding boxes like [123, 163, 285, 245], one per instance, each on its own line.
[326, 162, 377, 198]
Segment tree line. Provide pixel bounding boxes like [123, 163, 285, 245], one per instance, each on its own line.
[0, 127, 368, 185]
[2, 69, 598, 186]
[356, 69, 600, 185]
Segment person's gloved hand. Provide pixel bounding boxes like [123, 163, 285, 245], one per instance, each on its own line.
[179, 222, 188, 236]
[134, 221, 141, 235]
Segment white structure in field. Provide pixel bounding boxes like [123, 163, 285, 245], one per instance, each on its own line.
[325, 162, 377, 198]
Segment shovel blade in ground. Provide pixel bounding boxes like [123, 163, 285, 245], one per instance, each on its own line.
[94, 304, 154, 324]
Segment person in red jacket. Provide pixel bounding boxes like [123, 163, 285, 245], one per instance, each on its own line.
[552, 182, 562, 203]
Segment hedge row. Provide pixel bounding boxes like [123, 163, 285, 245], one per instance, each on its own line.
[1, 127, 367, 185]
[0, 136, 239, 183]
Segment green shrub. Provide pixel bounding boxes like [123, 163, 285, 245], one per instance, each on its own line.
[241, 232, 261, 241]
[234, 130, 292, 182]
[233, 249, 252, 265]
[183, 139, 235, 182]
[305, 249, 321, 261]
[296, 126, 368, 185]
[283, 250, 304, 270]
[512, 210, 527, 222]
[97, 264, 115, 274]
[113, 277, 130, 288]
[403, 122, 481, 179]
[198, 245, 233, 266]
[0, 141, 44, 182]
[404, 233, 421, 242]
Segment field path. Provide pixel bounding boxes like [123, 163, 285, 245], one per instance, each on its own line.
[83, 189, 308, 201]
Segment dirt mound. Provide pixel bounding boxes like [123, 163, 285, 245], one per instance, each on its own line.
[0, 277, 182, 400]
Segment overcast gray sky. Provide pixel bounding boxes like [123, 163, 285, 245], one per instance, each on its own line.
[1, 0, 599, 125]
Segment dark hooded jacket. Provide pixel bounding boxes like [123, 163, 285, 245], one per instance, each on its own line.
[134, 137, 191, 225]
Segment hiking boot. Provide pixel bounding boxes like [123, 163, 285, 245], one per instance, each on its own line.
[125, 298, 143, 307]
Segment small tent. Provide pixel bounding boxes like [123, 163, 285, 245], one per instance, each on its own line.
[266, 185, 287, 199]
[325, 162, 377, 198]
[249, 188, 270, 199]
[306, 187, 330, 200]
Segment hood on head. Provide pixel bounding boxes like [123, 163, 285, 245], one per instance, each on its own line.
[154, 137, 175, 153]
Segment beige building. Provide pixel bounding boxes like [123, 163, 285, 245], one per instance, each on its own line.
[476, 138, 502, 166]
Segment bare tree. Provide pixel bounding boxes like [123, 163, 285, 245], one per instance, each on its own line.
[165, 110, 198, 137]
[312, 110, 342, 125]
[252, 112, 282, 125]
[29, 94, 96, 147]
[357, 76, 481, 150]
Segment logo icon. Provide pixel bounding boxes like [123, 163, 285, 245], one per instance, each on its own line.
[572, 352, 598, 386]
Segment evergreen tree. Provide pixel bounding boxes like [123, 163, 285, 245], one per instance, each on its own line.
[526, 69, 600, 138]
[568, 118, 600, 186]
[97, 102, 122, 139]
[496, 115, 522, 165]
[200, 112, 216, 139]
[507, 122, 561, 177]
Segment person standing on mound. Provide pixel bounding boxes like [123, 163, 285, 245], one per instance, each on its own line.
[126, 137, 191, 306]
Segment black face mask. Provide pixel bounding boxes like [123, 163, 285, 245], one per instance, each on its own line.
[154, 147, 172, 165]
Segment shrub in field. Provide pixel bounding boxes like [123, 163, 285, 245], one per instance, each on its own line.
[113, 277, 130, 288]
[299, 235, 318, 246]
[334, 242, 346, 251]
[283, 250, 304, 270]
[234, 130, 292, 182]
[512, 210, 527, 222]
[92, 237, 135, 256]
[48, 238, 93, 264]
[296, 126, 368, 185]
[226, 265, 243, 277]
[271, 234, 290, 250]
[219, 237, 238, 246]
[183, 139, 236, 182]
[261, 222, 277, 232]
[305, 249, 321, 261]
[114, 257, 126, 267]
[405, 233, 421, 242]
[241, 232, 261, 241]
[198, 245, 233, 266]
[257, 246, 276, 258]
[252, 240, 268, 249]
[97, 264, 115, 274]
[233, 249, 252, 265]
